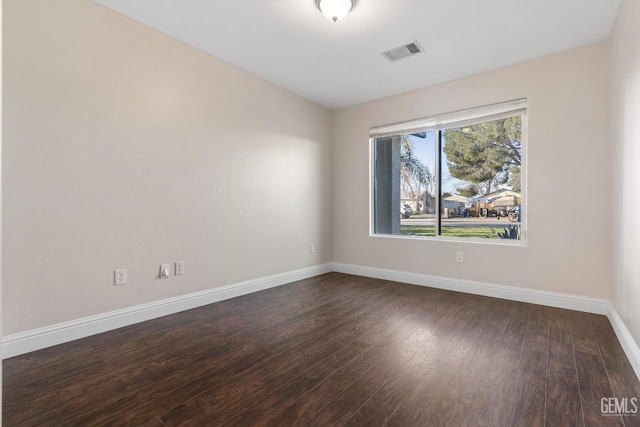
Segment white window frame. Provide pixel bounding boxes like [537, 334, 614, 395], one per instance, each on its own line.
[369, 99, 527, 245]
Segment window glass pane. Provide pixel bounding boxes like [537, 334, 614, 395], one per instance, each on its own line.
[401, 132, 437, 237]
[373, 132, 436, 237]
[440, 116, 522, 240]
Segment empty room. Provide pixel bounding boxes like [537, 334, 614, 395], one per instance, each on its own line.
[3, 0, 640, 425]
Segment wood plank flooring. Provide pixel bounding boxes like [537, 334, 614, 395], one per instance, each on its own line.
[4, 272, 640, 426]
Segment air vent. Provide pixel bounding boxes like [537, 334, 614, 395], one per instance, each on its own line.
[381, 41, 424, 63]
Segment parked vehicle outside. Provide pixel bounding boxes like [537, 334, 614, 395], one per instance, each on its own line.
[401, 203, 413, 219]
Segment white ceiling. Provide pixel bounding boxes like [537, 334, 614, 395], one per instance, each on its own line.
[92, 0, 621, 110]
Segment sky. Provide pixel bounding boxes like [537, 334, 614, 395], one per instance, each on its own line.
[409, 132, 460, 194]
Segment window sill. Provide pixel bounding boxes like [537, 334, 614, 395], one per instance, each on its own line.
[370, 232, 528, 247]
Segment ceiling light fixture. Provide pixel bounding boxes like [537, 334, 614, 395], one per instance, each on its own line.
[316, 0, 356, 22]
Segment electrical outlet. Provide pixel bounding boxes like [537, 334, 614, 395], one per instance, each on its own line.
[114, 269, 127, 286]
[160, 264, 170, 279]
[456, 252, 464, 263]
[311, 244, 316, 254]
[175, 261, 184, 275]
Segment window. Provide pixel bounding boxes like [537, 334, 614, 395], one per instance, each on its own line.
[371, 99, 526, 243]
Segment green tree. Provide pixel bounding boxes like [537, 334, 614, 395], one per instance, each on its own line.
[443, 117, 521, 196]
[507, 167, 521, 192]
[457, 183, 481, 198]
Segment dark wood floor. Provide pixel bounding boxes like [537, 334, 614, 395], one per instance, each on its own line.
[4, 273, 640, 426]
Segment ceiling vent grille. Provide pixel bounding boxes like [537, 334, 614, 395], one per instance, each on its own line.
[381, 41, 424, 63]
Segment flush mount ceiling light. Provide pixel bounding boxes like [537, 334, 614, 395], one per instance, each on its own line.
[316, 0, 357, 22]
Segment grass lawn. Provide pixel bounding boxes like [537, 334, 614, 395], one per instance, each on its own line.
[401, 225, 502, 239]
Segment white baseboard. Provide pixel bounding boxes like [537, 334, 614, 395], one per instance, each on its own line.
[334, 262, 640, 381]
[332, 263, 609, 314]
[6, 261, 640, 383]
[2, 263, 333, 359]
[607, 305, 640, 381]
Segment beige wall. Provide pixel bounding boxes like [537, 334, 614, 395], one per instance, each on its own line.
[2, 0, 627, 347]
[2, 0, 333, 334]
[611, 0, 640, 346]
[333, 42, 612, 299]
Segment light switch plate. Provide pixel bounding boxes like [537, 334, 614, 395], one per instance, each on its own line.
[160, 264, 170, 279]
